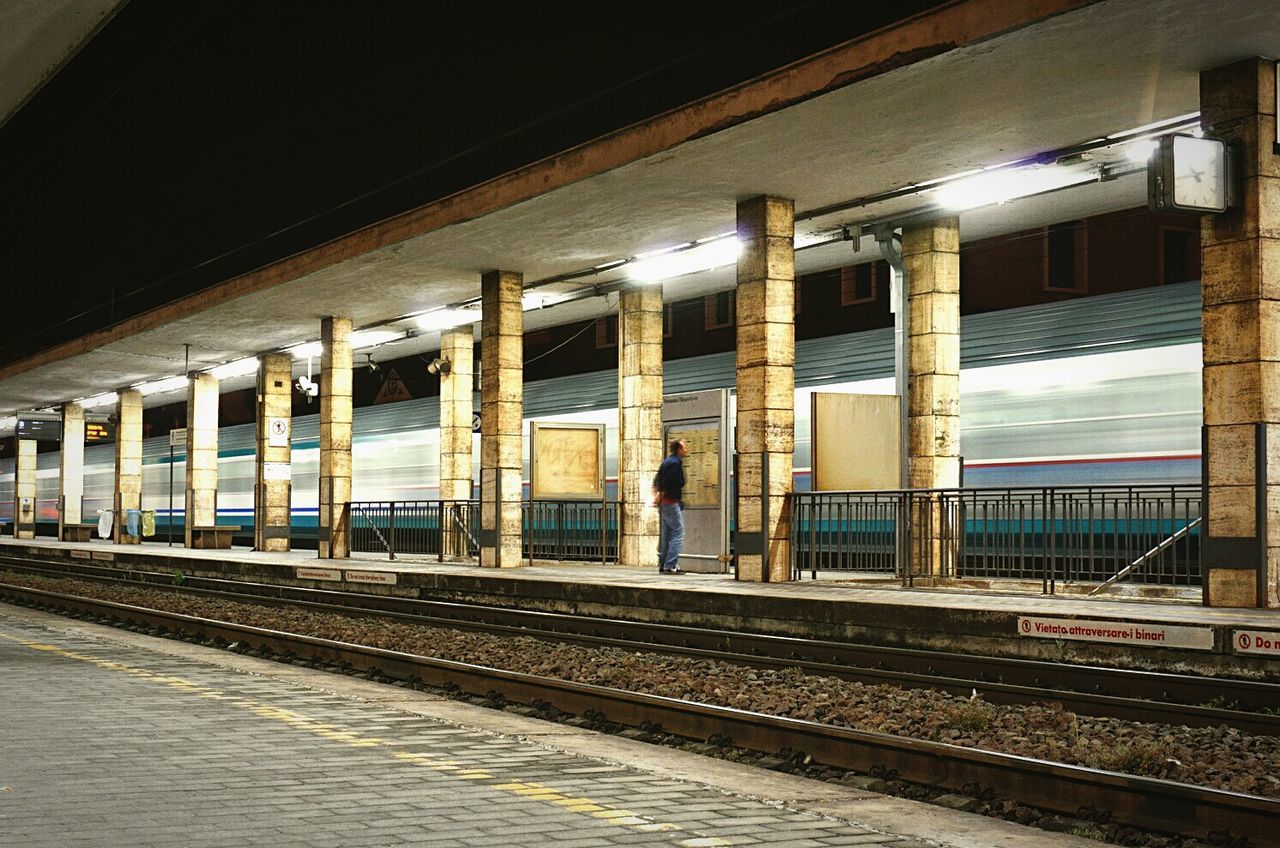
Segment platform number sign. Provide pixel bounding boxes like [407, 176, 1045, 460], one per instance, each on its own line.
[268, 417, 290, 447]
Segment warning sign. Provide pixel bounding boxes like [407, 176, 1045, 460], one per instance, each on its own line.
[268, 417, 290, 447]
[373, 368, 412, 405]
[1234, 630, 1280, 657]
[344, 570, 397, 586]
[1016, 616, 1213, 651]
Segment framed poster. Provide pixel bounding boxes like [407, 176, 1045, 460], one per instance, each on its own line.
[529, 421, 605, 499]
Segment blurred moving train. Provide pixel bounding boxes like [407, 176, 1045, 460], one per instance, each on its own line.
[1, 282, 1202, 540]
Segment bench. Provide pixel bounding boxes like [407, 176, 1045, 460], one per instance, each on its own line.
[62, 523, 98, 542]
[190, 525, 240, 550]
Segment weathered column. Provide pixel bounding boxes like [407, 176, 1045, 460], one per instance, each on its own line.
[13, 438, 36, 539]
[184, 372, 220, 547]
[439, 327, 475, 558]
[318, 317, 353, 559]
[480, 270, 523, 568]
[59, 403, 85, 539]
[1201, 57, 1280, 608]
[903, 217, 961, 578]
[113, 388, 143, 544]
[735, 196, 795, 582]
[618, 282, 663, 568]
[254, 353, 293, 552]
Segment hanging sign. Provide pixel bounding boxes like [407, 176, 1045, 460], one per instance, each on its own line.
[169, 427, 187, 447]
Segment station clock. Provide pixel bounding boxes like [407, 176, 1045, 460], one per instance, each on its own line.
[1148, 133, 1233, 214]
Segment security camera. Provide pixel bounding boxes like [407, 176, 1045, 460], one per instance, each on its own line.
[295, 374, 318, 398]
[427, 357, 450, 376]
[365, 353, 379, 373]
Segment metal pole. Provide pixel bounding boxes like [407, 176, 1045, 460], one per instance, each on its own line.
[168, 446, 174, 547]
[875, 226, 909, 489]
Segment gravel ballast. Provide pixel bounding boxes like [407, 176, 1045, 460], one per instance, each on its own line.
[5, 569, 1278, 803]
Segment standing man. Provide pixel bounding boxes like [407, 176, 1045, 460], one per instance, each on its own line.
[653, 439, 688, 574]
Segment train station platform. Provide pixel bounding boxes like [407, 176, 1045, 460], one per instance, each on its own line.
[0, 602, 1101, 848]
[4, 536, 1279, 679]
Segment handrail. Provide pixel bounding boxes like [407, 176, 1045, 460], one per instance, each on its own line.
[351, 502, 397, 560]
[1088, 516, 1202, 596]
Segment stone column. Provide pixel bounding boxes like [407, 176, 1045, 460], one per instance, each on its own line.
[903, 217, 961, 578]
[113, 388, 143, 544]
[618, 282, 663, 568]
[254, 353, 293, 552]
[14, 438, 36, 539]
[439, 327, 475, 558]
[480, 270, 523, 568]
[318, 317, 353, 559]
[735, 196, 795, 582]
[1201, 57, 1280, 608]
[59, 403, 85, 539]
[184, 373, 220, 547]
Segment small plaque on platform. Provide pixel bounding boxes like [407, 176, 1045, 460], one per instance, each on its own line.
[91, 551, 115, 562]
[295, 567, 341, 582]
[70, 550, 92, 560]
[344, 569, 397, 586]
[1017, 615, 1212, 651]
[1233, 630, 1280, 657]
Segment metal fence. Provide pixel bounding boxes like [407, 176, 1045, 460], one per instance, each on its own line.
[790, 485, 1202, 591]
[348, 500, 479, 559]
[523, 500, 620, 564]
[348, 499, 620, 564]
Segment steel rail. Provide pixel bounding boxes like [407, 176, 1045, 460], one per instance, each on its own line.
[2, 580, 1277, 846]
[3, 554, 1279, 725]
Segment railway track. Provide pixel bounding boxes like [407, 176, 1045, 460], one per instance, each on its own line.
[3, 553, 1279, 736]
[2, 578, 1277, 847]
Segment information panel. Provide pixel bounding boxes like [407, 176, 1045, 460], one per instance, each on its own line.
[529, 422, 605, 500]
[16, 418, 60, 441]
[662, 389, 730, 573]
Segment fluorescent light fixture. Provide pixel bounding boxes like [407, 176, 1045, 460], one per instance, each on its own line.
[350, 328, 406, 349]
[288, 341, 323, 359]
[80, 392, 119, 409]
[1125, 139, 1160, 163]
[135, 375, 189, 396]
[933, 165, 1098, 211]
[415, 307, 479, 333]
[522, 292, 574, 311]
[207, 357, 260, 380]
[627, 235, 742, 283]
[0, 416, 15, 430]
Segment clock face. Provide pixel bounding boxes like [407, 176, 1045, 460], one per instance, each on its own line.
[1170, 135, 1226, 211]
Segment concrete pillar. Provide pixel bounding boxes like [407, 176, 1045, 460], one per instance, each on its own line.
[254, 353, 293, 552]
[618, 282, 663, 568]
[480, 270, 523, 568]
[904, 218, 961, 489]
[1200, 57, 1280, 608]
[735, 195, 795, 582]
[113, 388, 143, 544]
[59, 403, 85, 539]
[184, 373, 219, 547]
[903, 217, 961, 578]
[439, 327, 475, 558]
[319, 317, 353, 559]
[14, 438, 36, 539]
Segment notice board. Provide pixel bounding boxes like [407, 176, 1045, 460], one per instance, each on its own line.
[529, 422, 605, 499]
[811, 392, 901, 490]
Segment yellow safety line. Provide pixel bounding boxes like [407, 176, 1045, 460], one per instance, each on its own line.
[0, 630, 732, 845]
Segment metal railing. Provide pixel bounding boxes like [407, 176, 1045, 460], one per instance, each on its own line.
[790, 485, 1202, 591]
[349, 500, 479, 559]
[348, 499, 620, 564]
[523, 500, 620, 564]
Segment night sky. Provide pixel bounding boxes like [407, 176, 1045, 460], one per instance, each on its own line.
[0, 0, 944, 369]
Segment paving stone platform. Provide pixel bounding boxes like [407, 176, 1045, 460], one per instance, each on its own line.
[0, 603, 1100, 848]
[3, 536, 1279, 678]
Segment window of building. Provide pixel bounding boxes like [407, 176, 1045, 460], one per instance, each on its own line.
[840, 262, 878, 305]
[594, 315, 617, 348]
[794, 277, 802, 316]
[704, 291, 735, 330]
[1160, 227, 1197, 284]
[663, 304, 674, 338]
[1043, 221, 1088, 293]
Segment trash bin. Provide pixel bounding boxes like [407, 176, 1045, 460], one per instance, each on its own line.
[97, 510, 113, 539]
[141, 509, 157, 538]
[125, 508, 142, 539]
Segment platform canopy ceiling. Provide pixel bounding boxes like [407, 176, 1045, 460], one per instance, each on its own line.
[0, 0, 1275, 425]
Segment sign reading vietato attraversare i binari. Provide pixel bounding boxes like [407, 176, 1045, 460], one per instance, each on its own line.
[1016, 616, 1213, 650]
